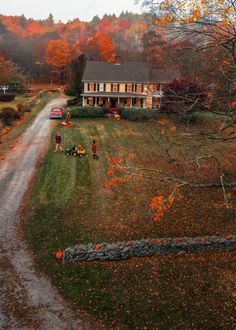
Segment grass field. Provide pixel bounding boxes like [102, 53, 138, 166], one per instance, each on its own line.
[25, 117, 236, 329]
[0, 92, 60, 157]
[0, 93, 28, 112]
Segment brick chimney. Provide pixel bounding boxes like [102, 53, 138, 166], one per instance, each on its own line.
[114, 55, 122, 65]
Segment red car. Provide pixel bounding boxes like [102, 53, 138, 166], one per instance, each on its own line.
[49, 107, 63, 119]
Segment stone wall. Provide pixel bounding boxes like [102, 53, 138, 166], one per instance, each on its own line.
[24, 90, 48, 112]
[63, 235, 236, 264]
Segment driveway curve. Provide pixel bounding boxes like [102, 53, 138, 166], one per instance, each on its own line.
[0, 95, 88, 329]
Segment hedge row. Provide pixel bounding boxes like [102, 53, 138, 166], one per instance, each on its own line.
[69, 106, 104, 118]
[69, 106, 157, 121]
[0, 94, 16, 102]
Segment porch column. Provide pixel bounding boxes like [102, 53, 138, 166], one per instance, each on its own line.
[108, 97, 110, 104]
[82, 96, 85, 106]
[143, 99, 146, 109]
[130, 98, 133, 108]
[95, 97, 98, 107]
[118, 97, 120, 105]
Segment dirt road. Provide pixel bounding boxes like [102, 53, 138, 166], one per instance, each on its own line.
[0, 95, 87, 329]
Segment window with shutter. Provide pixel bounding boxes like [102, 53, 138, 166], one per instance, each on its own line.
[113, 83, 118, 92]
[127, 84, 132, 93]
[137, 84, 142, 93]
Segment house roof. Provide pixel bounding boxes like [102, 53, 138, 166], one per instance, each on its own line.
[82, 61, 179, 83]
[150, 69, 180, 83]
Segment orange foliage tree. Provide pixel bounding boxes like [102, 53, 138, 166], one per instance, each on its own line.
[139, 0, 236, 113]
[137, 0, 236, 65]
[25, 21, 43, 38]
[88, 32, 116, 61]
[45, 39, 70, 82]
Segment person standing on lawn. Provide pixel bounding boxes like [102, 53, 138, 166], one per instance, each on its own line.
[92, 140, 97, 158]
[66, 110, 71, 124]
[55, 133, 63, 152]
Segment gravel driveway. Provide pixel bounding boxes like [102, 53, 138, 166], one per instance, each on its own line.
[0, 95, 88, 329]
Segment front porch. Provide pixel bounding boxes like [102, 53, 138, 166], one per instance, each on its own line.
[82, 94, 147, 109]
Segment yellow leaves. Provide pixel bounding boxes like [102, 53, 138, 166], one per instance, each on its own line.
[192, 9, 201, 21]
[154, 0, 234, 29]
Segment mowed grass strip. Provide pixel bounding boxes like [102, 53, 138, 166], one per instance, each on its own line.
[25, 118, 236, 329]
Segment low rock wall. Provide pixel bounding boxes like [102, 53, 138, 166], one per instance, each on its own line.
[63, 235, 236, 264]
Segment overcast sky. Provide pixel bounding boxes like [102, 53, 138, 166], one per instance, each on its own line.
[0, 0, 143, 22]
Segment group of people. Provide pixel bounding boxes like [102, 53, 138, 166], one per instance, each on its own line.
[55, 133, 98, 158]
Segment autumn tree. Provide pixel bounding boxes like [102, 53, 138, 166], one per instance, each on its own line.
[138, 1, 235, 52]
[0, 55, 25, 89]
[138, 0, 236, 113]
[45, 39, 70, 83]
[88, 32, 116, 61]
[161, 79, 207, 114]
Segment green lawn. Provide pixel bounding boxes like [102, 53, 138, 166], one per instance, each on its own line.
[25, 118, 236, 329]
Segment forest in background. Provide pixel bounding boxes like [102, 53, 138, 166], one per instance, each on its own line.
[0, 12, 149, 83]
[0, 7, 235, 112]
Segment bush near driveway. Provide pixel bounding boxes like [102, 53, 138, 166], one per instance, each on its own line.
[0, 107, 20, 125]
[0, 94, 16, 102]
[69, 106, 104, 118]
[66, 97, 79, 107]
